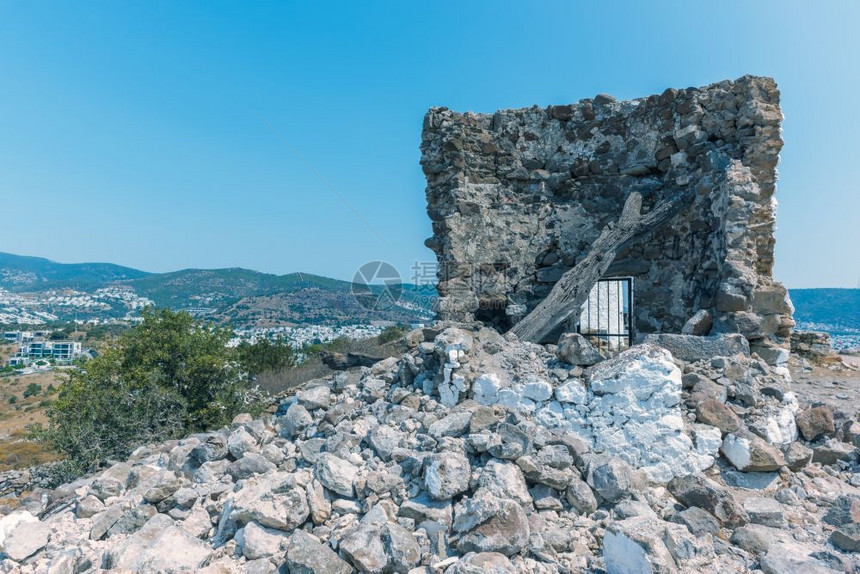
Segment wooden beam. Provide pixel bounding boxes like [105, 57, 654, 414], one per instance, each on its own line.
[510, 189, 694, 343]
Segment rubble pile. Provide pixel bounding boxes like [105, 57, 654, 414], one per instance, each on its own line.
[2, 324, 860, 573]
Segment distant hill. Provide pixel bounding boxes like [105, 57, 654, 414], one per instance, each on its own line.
[122, 268, 430, 326]
[123, 268, 349, 308]
[789, 288, 860, 332]
[5, 252, 860, 332]
[0, 252, 151, 291]
[0, 252, 434, 327]
[3, 253, 859, 333]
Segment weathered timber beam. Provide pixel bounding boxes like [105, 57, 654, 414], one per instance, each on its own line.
[510, 189, 694, 343]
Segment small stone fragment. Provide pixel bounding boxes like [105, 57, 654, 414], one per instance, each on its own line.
[315, 453, 359, 497]
[831, 523, 860, 553]
[695, 398, 740, 434]
[720, 430, 786, 472]
[3, 521, 50, 562]
[795, 405, 835, 441]
[743, 497, 786, 528]
[557, 333, 603, 366]
[424, 452, 470, 501]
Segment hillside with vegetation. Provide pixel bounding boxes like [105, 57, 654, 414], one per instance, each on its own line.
[123, 268, 345, 306]
[0, 252, 150, 292]
[0, 253, 435, 328]
[790, 288, 860, 329]
[0, 310, 407, 473]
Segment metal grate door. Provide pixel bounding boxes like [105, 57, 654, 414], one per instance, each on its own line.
[576, 277, 633, 352]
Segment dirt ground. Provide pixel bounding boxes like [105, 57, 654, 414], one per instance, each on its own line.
[842, 354, 860, 369]
[789, 353, 860, 416]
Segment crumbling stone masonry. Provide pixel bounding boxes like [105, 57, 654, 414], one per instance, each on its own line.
[791, 330, 842, 366]
[421, 75, 794, 364]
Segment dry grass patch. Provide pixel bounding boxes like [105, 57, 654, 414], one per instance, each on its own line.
[254, 331, 407, 398]
[0, 371, 62, 469]
[0, 431, 61, 471]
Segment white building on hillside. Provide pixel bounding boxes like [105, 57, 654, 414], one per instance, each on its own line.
[8, 340, 83, 366]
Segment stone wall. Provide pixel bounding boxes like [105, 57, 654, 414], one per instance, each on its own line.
[420, 76, 794, 364]
[791, 330, 841, 366]
[0, 463, 64, 502]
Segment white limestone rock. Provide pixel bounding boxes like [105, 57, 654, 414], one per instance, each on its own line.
[475, 460, 532, 507]
[472, 373, 502, 405]
[229, 472, 310, 531]
[315, 453, 359, 498]
[1, 519, 50, 562]
[469, 344, 720, 483]
[720, 430, 786, 472]
[554, 379, 587, 405]
[424, 452, 471, 501]
[585, 345, 718, 482]
[434, 328, 473, 406]
[746, 392, 799, 445]
[439, 373, 467, 408]
[227, 427, 259, 459]
[237, 521, 290, 561]
[522, 379, 553, 402]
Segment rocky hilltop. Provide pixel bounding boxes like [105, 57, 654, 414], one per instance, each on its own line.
[2, 77, 856, 574]
[1, 325, 859, 573]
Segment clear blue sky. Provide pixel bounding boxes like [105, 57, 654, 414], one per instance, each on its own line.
[0, 1, 857, 288]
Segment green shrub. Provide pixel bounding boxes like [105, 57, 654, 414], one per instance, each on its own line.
[30, 307, 256, 475]
[49, 329, 72, 341]
[236, 337, 297, 378]
[8, 395, 17, 404]
[304, 337, 349, 356]
[23, 383, 41, 398]
[377, 325, 405, 344]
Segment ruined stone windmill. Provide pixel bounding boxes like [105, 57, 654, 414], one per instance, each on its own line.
[421, 76, 794, 365]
